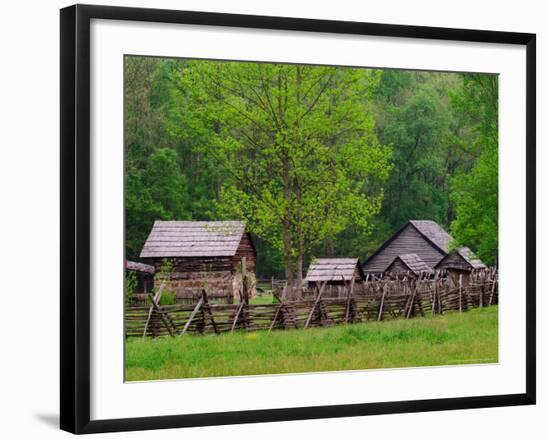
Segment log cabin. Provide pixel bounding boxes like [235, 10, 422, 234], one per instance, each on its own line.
[385, 253, 431, 278]
[305, 258, 365, 297]
[140, 221, 256, 303]
[435, 246, 486, 283]
[363, 220, 453, 274]
[125, 260, 155, 304]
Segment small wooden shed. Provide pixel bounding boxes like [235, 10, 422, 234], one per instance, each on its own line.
[140, 221, 256, 303]
[363, 220, 453, 274]
[435, 246, 486, 273]
[125, 260, 155, 304]
[385, 253, 431, 277]
[305, 258, 365, 297]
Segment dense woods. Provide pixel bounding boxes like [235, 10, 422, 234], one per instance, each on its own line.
[125, 56, 498, 278]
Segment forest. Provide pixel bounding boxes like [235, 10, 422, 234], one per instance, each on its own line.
[124, 56, 498, 281]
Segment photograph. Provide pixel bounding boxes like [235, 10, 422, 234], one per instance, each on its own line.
[123, 56, 499, 382]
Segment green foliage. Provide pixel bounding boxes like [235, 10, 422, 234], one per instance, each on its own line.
[153, 258, 177, 305]
[158, 291, 176, 306]
[249, 293, 277, 305]
[450, 74, 498, 264]
[124, 271, 138, 307]
[177, 61, 391, 281]
[126, 148, 190, 259]
[126, 306, 498, 380]
[124, 56, 499, 276]
[373, 71, 468, 232]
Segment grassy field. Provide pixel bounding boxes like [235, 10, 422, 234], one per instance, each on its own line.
[125, 305, 498, 381]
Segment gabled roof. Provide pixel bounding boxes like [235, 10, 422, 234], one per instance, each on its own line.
[457, 247, 486, 269]
[389, 253, 430, 274]
[409, 220, 452, 253]
[363, 220, 453, 270]
[125, 260, 155, 275]
[436, 246, 487, 270]
[140, 221, 249, 258]
[305, 258, 365, 283]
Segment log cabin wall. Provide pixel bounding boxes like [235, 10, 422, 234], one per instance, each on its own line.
[232, 233, 257, 301]
[150, 256, 235, 302]
[147, 235, 257, 303]
[140, 221, 257, 303]
[437, 252, 472, 271]
[234, 233, 256, 273]
[386, 258, 409, 274]
[364, 224, 445, 273]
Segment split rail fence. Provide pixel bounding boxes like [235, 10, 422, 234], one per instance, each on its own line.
[126, 269, 498, 338]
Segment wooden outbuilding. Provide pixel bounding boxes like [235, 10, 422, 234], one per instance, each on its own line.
[305, 258, 365, 297]
[385, 253, 431, 277]
[140, 221, 256, 303]
[363, 220, 453, 274]
[435, 246, 486, 273]
[125, 260, 155, 304]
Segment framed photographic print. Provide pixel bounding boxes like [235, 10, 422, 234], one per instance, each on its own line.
[60, 4, 536, 434]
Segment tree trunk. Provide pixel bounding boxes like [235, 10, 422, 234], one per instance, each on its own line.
[324, 237, 335, 256]
[282, 140, 294, 286]
[296, 247, 303, 286]
[294, 65, 304, 289]
[283, 216, 294, 285]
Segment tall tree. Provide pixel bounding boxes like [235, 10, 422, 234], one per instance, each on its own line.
[176, 61, 391, 285]
[450, 74, 498, 264]
[373, 71, 467, 231]
[123, 57, 499, 274]
[125, 148, 190, 259]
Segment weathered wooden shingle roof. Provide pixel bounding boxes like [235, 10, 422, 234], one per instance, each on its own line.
[391, 253, 431, 274]
[362, 219, 454, 273]
[305, 258, 364, 283]
[457, 246, 487, 269]
[434, 246, 487, 271]
[125, 260, 155, 274]
[140, 221, 246, 258]
[409, 220, 453, 253]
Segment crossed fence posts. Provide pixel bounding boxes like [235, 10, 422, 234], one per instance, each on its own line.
[127, 269, 498, 338]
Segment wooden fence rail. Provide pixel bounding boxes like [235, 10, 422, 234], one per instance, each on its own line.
[126, 271, 498, 338]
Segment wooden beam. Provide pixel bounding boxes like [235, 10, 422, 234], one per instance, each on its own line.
[405, 282, 417, 319]
[147, 292, 175, 337]
[181, 295, 204, 335]
[268, 304, 283, 332]
[304, 281, 327, 329]
[488, 275, 497, 305]
[377, 283, 388, 321]
[201, 290, 218, 334]
[142, 283, 164, 339]
[344, 275, 356, 323]
[458, 274, 463, 312]
[231, 301, 245, 333]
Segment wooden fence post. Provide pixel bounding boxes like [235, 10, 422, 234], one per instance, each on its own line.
[488, 275, 497, 305]
[142, 283, 167, 339]
[305, 281, 327, 328]
[230, 301, 245, 333]
[458, 274, 463, 313]
[181, 295, 204, 335]
[377, 283, 388, 321]
[344, 275, 356, 323]
[129, 267, 499, 339]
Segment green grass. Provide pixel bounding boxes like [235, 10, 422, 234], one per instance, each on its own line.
[125, 306, 498, 381]
[249, 292, 276, 304]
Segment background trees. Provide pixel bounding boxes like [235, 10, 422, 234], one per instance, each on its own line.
[124, 56, 499, 275]
[449, 74, 499, 264]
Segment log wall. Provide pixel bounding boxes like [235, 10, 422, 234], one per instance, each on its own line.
[363, 223, 446, 272]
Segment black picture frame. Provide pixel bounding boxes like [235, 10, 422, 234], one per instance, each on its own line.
[60, 4, 536, 434]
